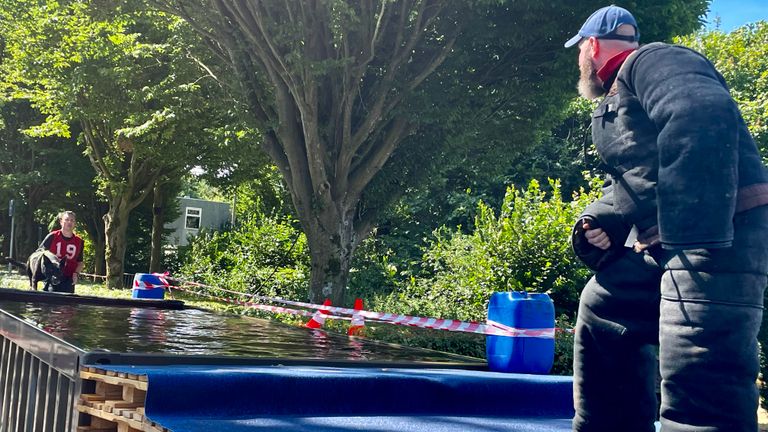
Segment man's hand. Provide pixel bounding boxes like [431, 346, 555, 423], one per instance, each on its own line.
[583, 220, 611, 250]
[72, 273, 78, 286]
[632, 225, 660, 253]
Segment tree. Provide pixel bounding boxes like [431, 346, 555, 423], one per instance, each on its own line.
[142, 1, 461, 303]
[28, 122, 113, 275]
[0, 100, 95, 259]
[0, 1, 231, 287]
[135, 2, 523, 302]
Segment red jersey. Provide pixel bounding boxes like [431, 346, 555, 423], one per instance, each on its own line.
[43, 230, 84, 277]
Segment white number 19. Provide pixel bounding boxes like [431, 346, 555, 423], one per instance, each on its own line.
[55, 243, 77, 260]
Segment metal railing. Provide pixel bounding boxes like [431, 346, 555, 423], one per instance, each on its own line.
[0, 310, 82, 432]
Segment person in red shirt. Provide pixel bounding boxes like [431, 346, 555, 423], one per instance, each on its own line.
[40, 210, 84, 293]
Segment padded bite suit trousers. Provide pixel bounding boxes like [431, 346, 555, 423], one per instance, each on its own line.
[572, 206, 768, 432]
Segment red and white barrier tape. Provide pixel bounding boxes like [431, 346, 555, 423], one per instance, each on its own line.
[164, 278, 556, 338]
[80, 273, 569, 338]
[79, 272, 107, 279]
[170, 284, 353, 321]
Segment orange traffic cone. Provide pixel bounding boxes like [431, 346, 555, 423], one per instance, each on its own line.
[305, 299, 332, 329]
[348, 298, 365, 336]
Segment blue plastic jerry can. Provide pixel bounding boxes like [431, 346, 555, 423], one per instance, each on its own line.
[131, 273, 166, 299]
[486, 291, 555, 374]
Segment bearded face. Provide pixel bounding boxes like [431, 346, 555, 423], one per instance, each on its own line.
[577, 43, 605, 99]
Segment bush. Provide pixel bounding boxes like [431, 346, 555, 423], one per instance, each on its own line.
[177, 215, 309, 301]
[363, 178, 598, 370]
[372, 179, 597, 318]
[553, 314, 575, 375]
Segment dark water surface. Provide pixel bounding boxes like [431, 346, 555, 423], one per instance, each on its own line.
[0, 300, 481, 364]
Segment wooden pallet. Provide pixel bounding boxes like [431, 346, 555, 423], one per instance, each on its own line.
[77, 367, 170, 432]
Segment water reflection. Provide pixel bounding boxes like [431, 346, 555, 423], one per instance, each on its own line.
[40, 304, 76, 338]
[347, 336, 366, 360]
[0, 300, 479, 363]
[129, 308, 168, 347]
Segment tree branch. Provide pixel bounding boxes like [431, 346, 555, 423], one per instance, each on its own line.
[349, 1, 446, 155]
[407, 31, 458, 92]
[230, 1, 303, 98]
[81, 119, 117, 183]
[126, 152, 161, 210]
[150, 0, 232, 65]
[348, 116, 413, 201]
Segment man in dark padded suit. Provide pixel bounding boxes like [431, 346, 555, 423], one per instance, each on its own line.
[566, 5, 768, 432]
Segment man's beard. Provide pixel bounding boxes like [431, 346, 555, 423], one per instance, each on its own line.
[578, 57, 605, 99]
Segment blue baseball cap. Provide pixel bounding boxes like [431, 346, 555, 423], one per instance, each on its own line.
[564, 5, 640, 48]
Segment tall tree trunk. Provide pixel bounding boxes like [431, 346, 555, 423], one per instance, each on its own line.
[149, 182, 165, 273]
[80, 118, 161, 286]
[104, 199, 131, 289]
[92, 237, 106, 275]
[19, 185, 46, 257]
[18, 203, 37, 257]
[305, 207, 356, 305]
[81, 200, 108, 275]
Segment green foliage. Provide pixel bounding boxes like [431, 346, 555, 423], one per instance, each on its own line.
[0, 0, 265, 285]
[349, 99, 599, 313]
[476, 179, 597, 314]
[177, 215, 310, 301]
[0, 0, 716, 369]
[0, 0, 240, 189]
[506, 99, 600, 198]
[553, 315, 576, 375]
[226, 167, 293, 223]
[0, 99, 95, 258]
[360, 0, 706, 301]
[344, 0, 706, 365]
[144, 0, 707, 303]
[353, 179, 599, 364]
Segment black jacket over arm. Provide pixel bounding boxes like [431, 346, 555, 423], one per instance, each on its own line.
[606, 42, 768, 250]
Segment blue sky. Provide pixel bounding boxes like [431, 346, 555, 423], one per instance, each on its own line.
[705, 0, 768, 32]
